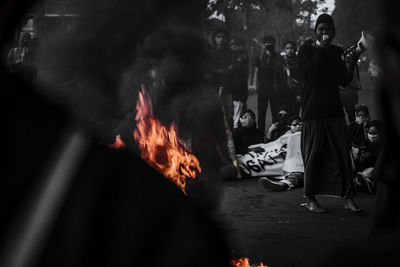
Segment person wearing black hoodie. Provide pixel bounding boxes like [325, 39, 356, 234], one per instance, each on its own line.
[298, 13, 361, 213]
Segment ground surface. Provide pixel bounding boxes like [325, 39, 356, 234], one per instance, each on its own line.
[214, 71, 379, 267]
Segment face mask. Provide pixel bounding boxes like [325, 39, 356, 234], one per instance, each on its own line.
[367, 133, 379, 143]
[264, 44, 274, 51]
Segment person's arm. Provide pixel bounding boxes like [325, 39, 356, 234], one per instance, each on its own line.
[298, 44, 330, 83]
[265, 123, 278, 142]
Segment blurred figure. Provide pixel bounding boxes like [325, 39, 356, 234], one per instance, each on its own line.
[207, 27, 236, 129]
[6, 31, 33, 74]
[0, 1, 233, 267]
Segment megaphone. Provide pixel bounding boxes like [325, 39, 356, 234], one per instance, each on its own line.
[343, 30, 374, 63]
[356, 30, 374, 53]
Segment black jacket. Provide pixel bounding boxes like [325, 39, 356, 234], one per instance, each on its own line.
[233, 124, 263, 154]
[298, 43, 348, 120]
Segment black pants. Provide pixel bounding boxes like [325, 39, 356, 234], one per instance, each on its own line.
[257, 89, 278, 134]
[301, 117, 355, 197]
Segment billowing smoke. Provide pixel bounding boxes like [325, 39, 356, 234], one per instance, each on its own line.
[34, 0, 226, 210]
[35, 0, 213, 142]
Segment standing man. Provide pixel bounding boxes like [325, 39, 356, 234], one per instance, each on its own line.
[255, 35, 284, 135]
[281, 40, 302, 117]
[298, 14, 361, 213]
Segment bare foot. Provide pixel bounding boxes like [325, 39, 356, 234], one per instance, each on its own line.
[344, 198, 362, 212]
[305, 197, 326, 213]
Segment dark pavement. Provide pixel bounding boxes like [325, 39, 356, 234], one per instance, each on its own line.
[213, 71, 380, 267]
[216, 179, 375, 267]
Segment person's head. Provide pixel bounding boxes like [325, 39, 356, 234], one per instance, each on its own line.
[262, 35, 275, 52]
[213, 27, 228, 49]
[284, 41, 297, 58]
[277, 105, 290, 124]
[239, 109, 256, 128]
[366, 120, 383, 143]
[355, 105, 370, 125]
[287, 116, 302, 133]
[314, 13, 335, 44]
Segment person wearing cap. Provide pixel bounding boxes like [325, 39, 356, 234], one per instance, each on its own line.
[298, 13, 361, 213]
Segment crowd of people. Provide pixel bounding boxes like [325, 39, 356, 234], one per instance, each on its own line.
[6, 13, 383, 215]
[208, 13, 383, 213]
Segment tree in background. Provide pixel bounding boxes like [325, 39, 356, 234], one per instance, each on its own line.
[208, 0, 324, 85]
[332, 0, 380, 47]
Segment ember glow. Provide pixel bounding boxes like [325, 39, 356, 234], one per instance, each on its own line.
[133, 85, 201, 194]
[109, 134, 126, 149]
[231, 258, 266, 267]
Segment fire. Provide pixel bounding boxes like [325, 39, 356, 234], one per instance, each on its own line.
[133, 85, 201, 194]
[231, 258, 266, 267]
[109, 134, 126, 149]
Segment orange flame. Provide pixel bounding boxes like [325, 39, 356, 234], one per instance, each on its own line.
[231, 258, 266, 267]
[133, 85, 201, 194]
[109, 134, 126, 149]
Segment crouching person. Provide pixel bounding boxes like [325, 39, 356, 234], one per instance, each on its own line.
[353, 120, 383, 194]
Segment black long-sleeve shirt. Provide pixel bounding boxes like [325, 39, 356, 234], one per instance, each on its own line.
[298, 43, 349, 120]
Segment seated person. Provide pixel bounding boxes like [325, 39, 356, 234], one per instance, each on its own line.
[233, 109, 263, 155]
[265, 105, 290, 142]
[348, 104, 370, 149]
[284, 115, 302, 135]
[258, 116, 304, 191]
[353, 120, 383, 194]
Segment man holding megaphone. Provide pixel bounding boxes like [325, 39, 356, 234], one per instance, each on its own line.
[298, 13, 362, 213]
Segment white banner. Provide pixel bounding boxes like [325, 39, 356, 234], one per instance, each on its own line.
[237, 134, 289, 177]
[237, 132, 304, 177]
[282, 132, 304, 173]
